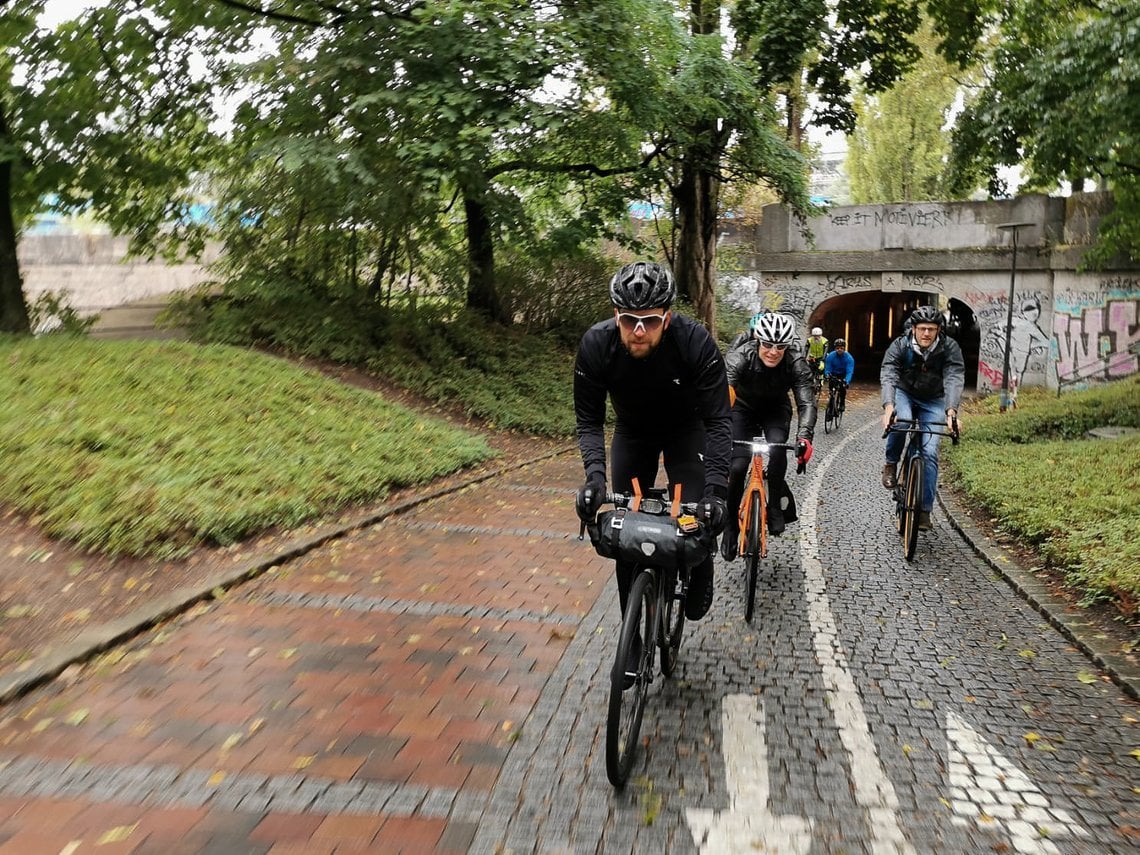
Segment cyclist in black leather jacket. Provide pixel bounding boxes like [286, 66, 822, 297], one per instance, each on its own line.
[722, 312, 817, 558]
[574, 262, 732, 623]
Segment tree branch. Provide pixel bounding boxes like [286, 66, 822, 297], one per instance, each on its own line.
[488, 143, 663, 179]
[210, 0, 328, 28]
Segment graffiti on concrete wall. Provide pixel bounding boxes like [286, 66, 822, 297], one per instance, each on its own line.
[975, 289, 1054, 393]
[1052, 277, 1140, 385]
[826, 207, 960, 230]
[723, 272, 881, 325]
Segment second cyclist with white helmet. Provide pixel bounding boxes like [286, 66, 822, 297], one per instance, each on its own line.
[721, 312, 817, 558]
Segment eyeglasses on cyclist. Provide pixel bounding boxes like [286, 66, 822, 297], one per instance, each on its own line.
[616, 312, 668, 334]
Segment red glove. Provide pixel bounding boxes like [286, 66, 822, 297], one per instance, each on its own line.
[795, 438, 813, 474]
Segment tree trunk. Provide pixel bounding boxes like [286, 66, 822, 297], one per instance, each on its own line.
[463, 191, 509, 324]
[670, 0, 721, 334]
[0, 103, 30, 335]
[673, 153, 719, 334]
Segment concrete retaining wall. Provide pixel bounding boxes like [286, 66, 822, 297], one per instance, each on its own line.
[18, 234, 217, 314]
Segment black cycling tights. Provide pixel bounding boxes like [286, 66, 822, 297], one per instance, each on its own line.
[727, 406, 790, 529]
[610, 425, 711, 615]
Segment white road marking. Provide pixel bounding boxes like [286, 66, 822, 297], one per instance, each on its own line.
[686, 694, 813, 853]
[796, 420, 917, 854]
[947, 711, 1090, 854]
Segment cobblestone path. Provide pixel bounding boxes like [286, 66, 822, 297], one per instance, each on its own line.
[0, 397, 1135, 854]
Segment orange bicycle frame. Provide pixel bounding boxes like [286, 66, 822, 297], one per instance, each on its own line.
[737, 450, 767, 559]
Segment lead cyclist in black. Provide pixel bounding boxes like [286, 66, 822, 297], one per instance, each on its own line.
[573, 262, 731, 629]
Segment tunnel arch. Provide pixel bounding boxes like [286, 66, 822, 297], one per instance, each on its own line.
[804, 290, 980, 385]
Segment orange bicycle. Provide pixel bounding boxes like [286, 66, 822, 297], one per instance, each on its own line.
[733, 435, 796, 623]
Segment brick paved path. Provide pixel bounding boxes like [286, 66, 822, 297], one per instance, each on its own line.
[0, 397, 1136, 854]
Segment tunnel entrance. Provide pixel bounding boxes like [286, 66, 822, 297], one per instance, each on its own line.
[806, 291, 980, 387]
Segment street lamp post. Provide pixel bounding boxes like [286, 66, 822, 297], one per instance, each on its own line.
[996, 221, 1034, 413]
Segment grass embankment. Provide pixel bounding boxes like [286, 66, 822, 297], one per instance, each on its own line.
[0, 337, 493, 558]
[945, 377, 1140, 625]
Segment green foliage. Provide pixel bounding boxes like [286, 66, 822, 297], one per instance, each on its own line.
[0, 337, 492, 558]
[174, 286, 581, 438]
[959, 377, 1140, 442]
[847, 20, 967, 203]
[945, 377, 1140, 620]
[371, 310, 578, 436]
[27, 290, 98, 336]
[946, 0, 1140, 261]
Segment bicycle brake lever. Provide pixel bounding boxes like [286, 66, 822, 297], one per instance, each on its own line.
[578, 520, 586, 541]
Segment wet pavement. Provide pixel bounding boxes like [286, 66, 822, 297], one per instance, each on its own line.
[0, 396, 1137, 854]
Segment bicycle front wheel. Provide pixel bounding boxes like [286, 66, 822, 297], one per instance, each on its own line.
[744, 492, 763, 623]
[606, 570, 654, 787]
[903, 455, 924, 561]
[824, 396, 836, 433]
[659, 568, 685, 677]
[834, 393, 844, 429]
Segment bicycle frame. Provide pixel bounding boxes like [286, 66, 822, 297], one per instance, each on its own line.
[579, 482, 711, 786]
[736, 438, 769, 559]
[882, 417, 959, 560]
[733, 436, 796, 623]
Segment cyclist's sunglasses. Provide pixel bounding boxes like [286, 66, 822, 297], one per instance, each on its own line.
[758, 341, 789, 351]
[616, 312, 668, 334]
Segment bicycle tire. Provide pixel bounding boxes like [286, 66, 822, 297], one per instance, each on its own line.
[903, 455, 923, 561]
[824, 395, 835, 433]
[606, 570, 654, 787]
[834, 392, 844, 429]
[658, 568, 685, 677]
[744, 491, 762, 624]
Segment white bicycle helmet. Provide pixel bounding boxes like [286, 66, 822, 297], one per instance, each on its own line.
[750, 312, 797, 345]
[810, 326, 823, 336]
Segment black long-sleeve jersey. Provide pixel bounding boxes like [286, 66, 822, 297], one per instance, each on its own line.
[573, 313, 732, 492]
[724, 333, 818, 441]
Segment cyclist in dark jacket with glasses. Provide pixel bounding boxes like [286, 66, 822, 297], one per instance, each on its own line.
[879, 304, 965, 530]
[573, 261, 732, 623]
[722, 312, 817, 558]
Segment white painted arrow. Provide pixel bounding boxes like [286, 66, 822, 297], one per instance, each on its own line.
[947, 710, 1090, 854]
[686, 693, 814, 853]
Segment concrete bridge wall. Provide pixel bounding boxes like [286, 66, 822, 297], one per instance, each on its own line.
[18, 234, 216, 315]
[721, 192, 1140, 393]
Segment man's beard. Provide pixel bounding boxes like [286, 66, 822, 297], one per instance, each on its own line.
[623, 338, 660, 359]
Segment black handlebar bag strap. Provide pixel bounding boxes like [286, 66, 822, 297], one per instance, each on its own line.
[587, 507, 710, 569]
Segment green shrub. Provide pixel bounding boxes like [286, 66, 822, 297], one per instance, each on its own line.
[0, 337, 492, 558]
[961, 376, 1140, 443]
[947, 378, 1140, 621]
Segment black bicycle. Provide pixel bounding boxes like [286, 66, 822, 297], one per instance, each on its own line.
[579, 484, 713, 787]
[810, 357, 825, 399]
[883, 416, 959, 560]
[823, 374, 846, 434]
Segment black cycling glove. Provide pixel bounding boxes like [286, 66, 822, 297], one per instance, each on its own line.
[699, 485, 728, 535]
[575, 473, 607, 522]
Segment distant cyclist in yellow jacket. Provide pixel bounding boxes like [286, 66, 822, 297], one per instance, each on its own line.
[805, 326, 828, 382]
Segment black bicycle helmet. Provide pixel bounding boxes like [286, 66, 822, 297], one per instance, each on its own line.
[833, 338, 846, 347]
[910, 305, 944, 327]
[608, 262, 676, 310]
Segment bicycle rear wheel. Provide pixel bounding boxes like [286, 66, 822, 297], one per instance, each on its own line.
[606, 570, 654, 787]
[744, 492, 762, 623]
[658, 568, 685, 677]
[903, 455, 924, 561]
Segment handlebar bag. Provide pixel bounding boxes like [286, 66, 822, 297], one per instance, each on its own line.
[587, 508, 710, 569]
